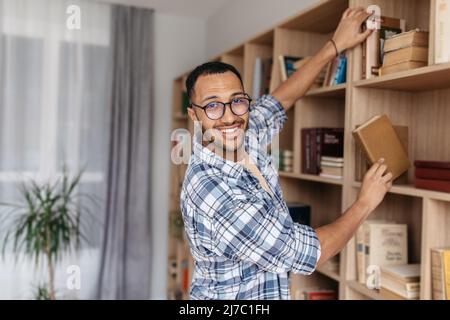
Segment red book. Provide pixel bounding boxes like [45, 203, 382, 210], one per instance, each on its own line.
[415, 178, 450, 193]
[414, 160, 450, 169]
[304, 290, 337, 300]
[415, 167, 450, 181]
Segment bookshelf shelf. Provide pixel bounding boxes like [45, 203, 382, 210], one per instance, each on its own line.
[351, 181, 450, 202]
[346, 281, 384, 300]
[353, 62, 450, 91]
[305, 83, 346, 98]
[279, 171, 343, 186]
[169, 0, 449, 300]
[317, 266, 341, 282]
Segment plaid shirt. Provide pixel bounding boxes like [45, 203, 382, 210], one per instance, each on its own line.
[180, 94, 321, 300]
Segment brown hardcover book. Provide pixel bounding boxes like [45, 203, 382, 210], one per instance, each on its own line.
[383, 46, 429, 66]
[355, 124, 409, 183]
[383, 29, 429, 53]
[414, 160, 450, 169]
[415, 178, 450, 193]
[415, 167, 450, 181]
[380, 287, 406, 300]
[352, 115, 410, 180]
[379, 61, 427, 76]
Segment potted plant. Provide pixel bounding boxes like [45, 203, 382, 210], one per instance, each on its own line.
[0, 169, 97, 300]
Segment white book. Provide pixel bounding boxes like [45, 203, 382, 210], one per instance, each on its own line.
[435, 0, 450, 64]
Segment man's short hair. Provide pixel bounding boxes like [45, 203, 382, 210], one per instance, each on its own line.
[186, 61, 243, 102]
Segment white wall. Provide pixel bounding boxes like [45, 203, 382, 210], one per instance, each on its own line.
[206, 0, 317, 58]
[151, 13, 206, 299]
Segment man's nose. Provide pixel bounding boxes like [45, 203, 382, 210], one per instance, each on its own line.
[221, 104, 237, 124]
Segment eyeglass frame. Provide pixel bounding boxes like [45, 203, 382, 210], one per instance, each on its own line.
[189, 94, 253, 120]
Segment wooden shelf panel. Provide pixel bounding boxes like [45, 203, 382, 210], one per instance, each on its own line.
[316, 266, 340, 282]
[354, 63, 450, 92]
[279, 0, 348, 33]
[351, 181, 450, 202]
[279, 171, 343, 186]
[305, 83, 346, 98]
[346, 280, 384, 300]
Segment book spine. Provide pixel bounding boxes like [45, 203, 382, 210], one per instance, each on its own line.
[356, 225, 365, 284]
[415, 167, 450, 180]
[435, 0, 450, 64]
[414, 160, 450, 169]
[415, 178, 450, 193]
[302, 129, 310, 174]
[444, 250, 450, 299]
[314, 129, 321, 175]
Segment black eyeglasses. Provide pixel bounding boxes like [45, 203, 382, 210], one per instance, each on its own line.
[190, 95, 252, 120]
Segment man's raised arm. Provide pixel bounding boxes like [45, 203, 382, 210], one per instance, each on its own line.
[272, 7, 373, 111]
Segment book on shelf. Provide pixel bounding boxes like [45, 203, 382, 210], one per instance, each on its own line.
[252, 57, 272, 99]
[301, 128, 344, 175]
[278, 55, 302, 81]
[379, 61, 427, 76]
[352, 115, 410, 181]
[358, 222, 408, 285]
[287, 202, 311, 226]
[435, 0, 450, 64]
[277, 149, 293, 172]
[322, 52, 347, 87]
[320, 156, 343, 179]
[301, 288, 337, 300]
[414, 160, 450, 193]
[415, 167, 450, 180]
[362, 15, 406, 79]
[383, 29, 429, 53]
[382, 46, 429, 67]
[356, 219, 387, 284]
[354, 125, 409, 184]
[431, 247, 450, 300]
[380, 264, 420, 300]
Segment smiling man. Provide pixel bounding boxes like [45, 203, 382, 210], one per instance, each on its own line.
[180, 8, 392, 300]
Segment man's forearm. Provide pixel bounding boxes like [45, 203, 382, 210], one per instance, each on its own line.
[272, 41, 337, 111]
[315, 200, 371, 268]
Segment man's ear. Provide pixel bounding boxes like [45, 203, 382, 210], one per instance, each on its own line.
[187, 107, 198, 123]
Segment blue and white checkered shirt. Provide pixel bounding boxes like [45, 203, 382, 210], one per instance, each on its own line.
[180, 94, 321, 300]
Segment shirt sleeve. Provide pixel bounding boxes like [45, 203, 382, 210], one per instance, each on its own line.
[248, 94, 288, 146]
[211, 196, 321, 275]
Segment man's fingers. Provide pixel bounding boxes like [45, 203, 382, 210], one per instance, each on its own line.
[358, 11, 374, 23]
[375, 164, 388, 178]
[366, 158, 384, 176]
[381, 172, 393, 183]
[357, 28, 374, 42]
[342, 7, 352, 18]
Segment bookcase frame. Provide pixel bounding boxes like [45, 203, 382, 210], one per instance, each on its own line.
[168, 0, 450, 300]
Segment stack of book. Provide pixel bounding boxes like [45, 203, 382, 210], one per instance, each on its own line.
[278, 149, 293, 172]
[363, 15, 405, 79]
[379, 29, 429, 76]
[431, 247, 450, 300]
[414, 160, 450, 193]
[301, 128, 344, 175]
[380, 264, 421, 300]
[320, 156, 344, 179]
[356, 220, 408, 285]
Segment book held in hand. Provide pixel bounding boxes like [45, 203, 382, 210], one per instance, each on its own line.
[352, 114, 410, 181]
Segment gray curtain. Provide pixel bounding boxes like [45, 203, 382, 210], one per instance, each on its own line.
[97, 5, 153, 300]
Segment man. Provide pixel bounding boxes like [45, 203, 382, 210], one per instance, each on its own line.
[180, 8, 391, 299]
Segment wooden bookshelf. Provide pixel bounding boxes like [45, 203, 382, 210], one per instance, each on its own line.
[168, 0, 450, 300]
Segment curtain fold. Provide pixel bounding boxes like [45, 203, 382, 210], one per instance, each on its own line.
[97, 5, 153, 300]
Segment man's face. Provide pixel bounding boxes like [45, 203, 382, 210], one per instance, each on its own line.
[187, 71, 249, 153]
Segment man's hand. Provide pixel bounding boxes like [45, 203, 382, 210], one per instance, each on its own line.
[356, 158, 393, 213]
[272, 7, 373, 111]
[331, 7, 374, 53]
